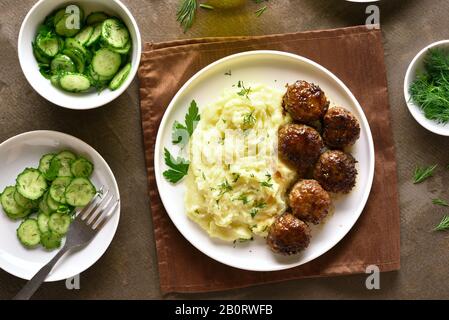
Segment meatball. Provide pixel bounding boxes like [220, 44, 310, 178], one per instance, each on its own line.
[278, 124, 324, 175]
[283, 80, 329, 123]
[267, 212, 311, 255]
[323, 107, 361, 149]
[289, 179, 331, 224]
[313, 150, 357, 193]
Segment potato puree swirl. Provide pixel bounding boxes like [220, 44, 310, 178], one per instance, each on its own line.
[185, 83, 297, 241]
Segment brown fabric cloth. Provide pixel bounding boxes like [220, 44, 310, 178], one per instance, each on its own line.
[138, 26, 400, 294]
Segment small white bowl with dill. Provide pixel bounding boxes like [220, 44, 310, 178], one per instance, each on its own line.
[404, 40, 449, 136]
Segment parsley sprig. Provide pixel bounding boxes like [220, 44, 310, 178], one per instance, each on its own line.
[172, 100, 200, 145]
[163, 148, 190, 183]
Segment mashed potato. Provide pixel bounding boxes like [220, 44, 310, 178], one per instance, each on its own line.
[185, 83, 296, 241]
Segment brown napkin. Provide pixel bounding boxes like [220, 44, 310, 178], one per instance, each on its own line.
[138, 26, 400, 293]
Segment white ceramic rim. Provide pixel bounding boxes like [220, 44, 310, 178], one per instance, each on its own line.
[0, 130, 121, 281]
[404, 39, 449, 136]
[17, 0, 142, 110]
[154, 50, 375, 271]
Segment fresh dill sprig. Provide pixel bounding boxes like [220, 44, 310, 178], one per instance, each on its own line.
[255, 5, 267, 17]
[432, 198, 449, 207]
[199, 3, 214, 10]
[413, 165, 437, 184]
[410, 49, 449, 123]
[434, 215, 449, 231]
[177, 0, 197, 32]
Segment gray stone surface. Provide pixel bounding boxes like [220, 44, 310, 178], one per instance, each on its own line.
[1, 0, 449, 299]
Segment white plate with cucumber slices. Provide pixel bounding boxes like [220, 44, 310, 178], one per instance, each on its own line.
[0, 131, 120, 281]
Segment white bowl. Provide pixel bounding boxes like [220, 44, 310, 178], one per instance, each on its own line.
[404, 40, 449, 136]
[18, 0, 142, 110]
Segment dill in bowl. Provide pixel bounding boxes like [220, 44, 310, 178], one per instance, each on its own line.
[409, 49, 449, 123]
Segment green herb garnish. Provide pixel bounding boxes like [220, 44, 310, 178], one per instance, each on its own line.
[243, 111, 256, 127]
[237, 81, 251, 99]
[218, 180, 232, 196]
[225, 70, 232, 76]
[255, 5, 267, 17]
[172, 100, 200, 145]
[237, 194, 249, 204]
[260, 174, 273, 188]
[413, 165, 437, 184]
[435, 215, 449, 231]
[232, 173, 240, 183]
[199, 3, 214, 9]
[432, 198, 449, 207]
[410, 49, 449, 123]
[163, 148, 190, 183]
[177, 0, 197, 32]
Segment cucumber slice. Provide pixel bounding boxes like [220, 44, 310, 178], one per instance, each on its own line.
[85, 23, 102, 47]
[38, 153, 55, 177]
[52, 8, 66, 24]
[33, 44, 51, 64]
[101, 18, 130, 49]
[50, 74, 61, 88]
[1, 186, 30, 219]
[13, 189, 37, 210]
[39, 193, 53, 215]
[65, 38, 88, 57]
[47, 191, 61, 211]
[55, 13, 82, 37]
[65, 178, 96, 207]
[110, 41, 131, 55]
[37, 212, 50, 233]
[16, 168, 47, 201]
[86, 12, 109, 25]
[36, 33, 60, 58]
[49, 177, 72, 204]
[75, 25, 94, 45]
[40, 231, 62, 250]
[52, 151, 76, 177]
[48, 212, 71, 235]
[109, 63, 131, 91]
[71, 158, 94, 178]
[17, 219, 41, 247]
[59, 73, 91, 93]
[51, 54, 76, 74]
[62, 48, 85, 73]
[91, 48, 121, 78]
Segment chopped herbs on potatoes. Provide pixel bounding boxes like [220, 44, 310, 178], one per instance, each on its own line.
[410, 49, 449, 123]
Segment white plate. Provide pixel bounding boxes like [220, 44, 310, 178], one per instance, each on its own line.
[0, 131, 120, 281]
[155, 51, 375, 272]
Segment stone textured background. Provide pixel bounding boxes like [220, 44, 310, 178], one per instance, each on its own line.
[1, 0, 449, 299]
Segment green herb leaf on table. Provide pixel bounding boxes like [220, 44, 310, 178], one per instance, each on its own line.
[172, 100, 200, 145]
[434, 215, 449, 231]
[432, 198, 449, 207]
[177, 0, 197, 32]
[255, 5, 267, 17]
[413, 164, 437, 184]
[199, 3, 214, 10]
[163, 148, 190, 183]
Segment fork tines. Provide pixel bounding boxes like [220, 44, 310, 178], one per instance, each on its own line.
[77, 188, 120, 231]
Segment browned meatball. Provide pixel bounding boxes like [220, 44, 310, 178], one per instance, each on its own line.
[267, 212, 311, 255]
[283, 80, 329, 123]
[278, 124, 324, 175]
[323, 107, 361, 149]
[289, 179, 331, 224]
[313, 150, 357, 193]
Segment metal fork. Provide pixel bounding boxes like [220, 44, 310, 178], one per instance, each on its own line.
[13, 189, 119, 300]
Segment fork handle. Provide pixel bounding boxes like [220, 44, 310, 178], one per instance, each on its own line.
[13, 246, 70, 300]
